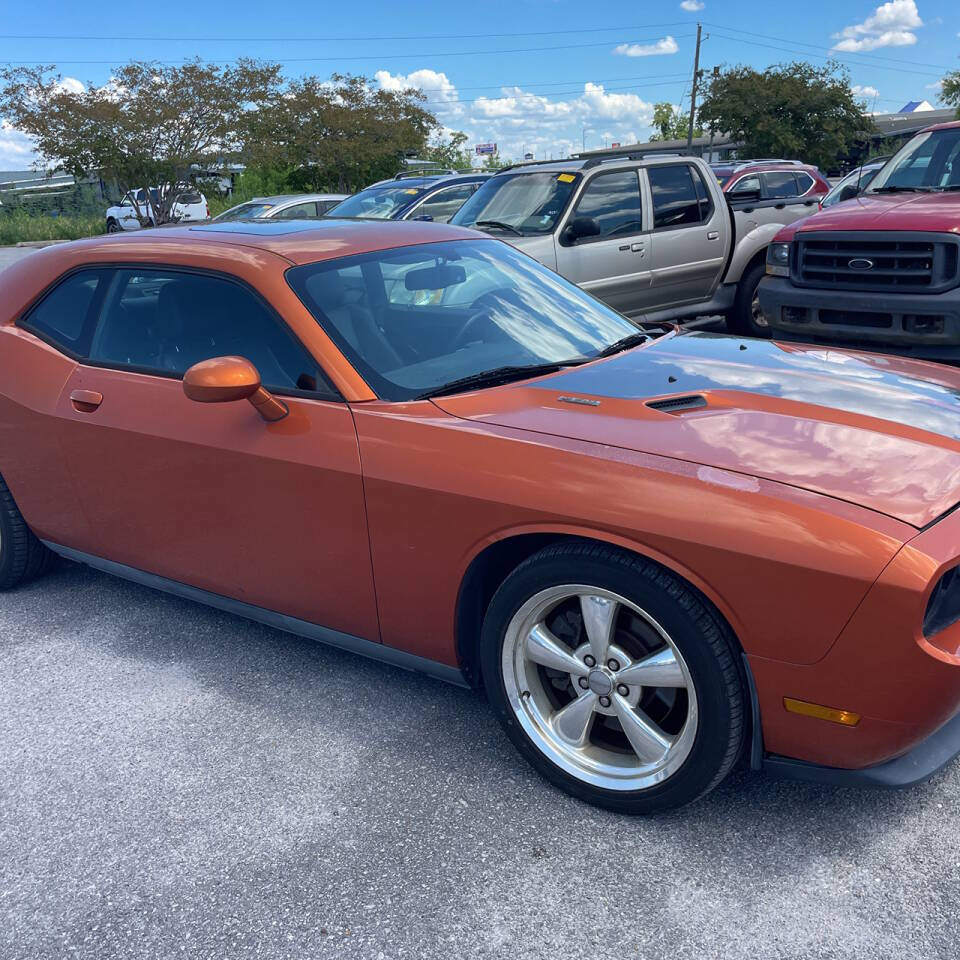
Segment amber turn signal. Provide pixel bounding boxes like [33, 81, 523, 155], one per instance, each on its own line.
[783, 697, 861, 726]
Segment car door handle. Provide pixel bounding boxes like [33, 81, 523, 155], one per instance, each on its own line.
[707, 231, 719, 240]
[630, 242, 644, 252]
[70, 389, 103, 412]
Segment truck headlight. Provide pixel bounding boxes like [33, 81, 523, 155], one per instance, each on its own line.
[924, 566, 960, 637]
[766, 242, 791, 277]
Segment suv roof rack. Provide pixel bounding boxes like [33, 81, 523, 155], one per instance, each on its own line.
[393, 169, 456, 180]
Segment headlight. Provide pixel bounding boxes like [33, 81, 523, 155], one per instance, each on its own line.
[924, 566, 960, 637]
[766, 242, 791, 277]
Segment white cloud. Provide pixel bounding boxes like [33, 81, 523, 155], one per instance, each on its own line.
[54, 77, 84, 95]
[0, 121, 40, 169]
[852, 84, 880, 97]
[613, 36, 680, 57]
[831, 0, 923, 52]
[680, 0, 704, 10]
[926, 78, 943, 91]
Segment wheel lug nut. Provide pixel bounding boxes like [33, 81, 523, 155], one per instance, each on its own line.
[599, 695, 611, 708]
[607, 658, 620, 671]
[617, 684, 630, 697]
[578, 677, 589, 689]
[584, 655, 596, 667]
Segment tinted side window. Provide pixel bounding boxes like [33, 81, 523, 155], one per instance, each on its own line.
[21, 269, 110, 357]
[692, 167, 714, 221]
[649, 165, 704, 229]
[729, 174, 760, 195]
[274, 201, 319, 219]
[410, 184, 477, 223]
[88, 269, 333, 395]
[794, 172, 815, 195]
[763, 172, 800, 198]
[572, 170, 643, 239]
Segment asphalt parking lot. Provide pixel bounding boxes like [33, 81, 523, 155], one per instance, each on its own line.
[2, 559, 960, 960]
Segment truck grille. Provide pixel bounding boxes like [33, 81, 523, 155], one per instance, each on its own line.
[793, 232, 960, 293]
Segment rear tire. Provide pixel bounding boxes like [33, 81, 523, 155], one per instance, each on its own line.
[106, 219, 122, 234]
[0, 474, 54, 591]
[480, 542, 745, 814]
[729, 260, 771, 338]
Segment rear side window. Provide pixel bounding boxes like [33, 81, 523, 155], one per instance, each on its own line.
[20, 269, 110, 357]
[274, 201, 319, 219]
[84, 268, 335, 396]
[572, 170, 643, 239]
[794, 172, 815, 195]
[649, 165, 712, 229]
[409, 183, 478, 223]
[763, 172, 800, 198]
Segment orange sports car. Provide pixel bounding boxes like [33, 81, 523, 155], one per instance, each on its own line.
[1, 219, 959, 813]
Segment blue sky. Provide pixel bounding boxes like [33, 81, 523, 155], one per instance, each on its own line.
[0, 0, 957, 168]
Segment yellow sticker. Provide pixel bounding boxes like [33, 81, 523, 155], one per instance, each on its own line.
[556, 173, 576, 183]
[404, 188, 420, 194]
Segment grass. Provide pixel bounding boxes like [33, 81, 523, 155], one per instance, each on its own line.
[0, 210, 104, 245]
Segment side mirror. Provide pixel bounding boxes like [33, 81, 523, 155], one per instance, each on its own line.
[562, 216, 602, 244]
[411, 214, 434, 222]
[183, 356, 288, 422]
[728, 188, 761, 204]
[837, 183, 860, 202]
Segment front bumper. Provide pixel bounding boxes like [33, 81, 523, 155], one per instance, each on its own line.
[758, 275, 960, 361]
[751, 505, 960, 775]
[763, 707, 960, 788]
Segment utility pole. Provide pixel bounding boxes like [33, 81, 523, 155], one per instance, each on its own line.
[582, 127, 586, 152]
[687, 22, 702, 151]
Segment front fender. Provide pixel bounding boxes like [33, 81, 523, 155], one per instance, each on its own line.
[726, 222, 783, 284]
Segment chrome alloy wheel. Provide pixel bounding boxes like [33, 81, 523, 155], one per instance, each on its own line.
[751, 287, 769, 328]
[501, 585, 698, 792]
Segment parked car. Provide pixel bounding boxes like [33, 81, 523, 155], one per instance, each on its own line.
[105, 187, 209, 232]
[214, 193, 350, 222]
[326, 172, 488, 223]
[760, 120, 960, 361]
[818, 156, 893, 209]
[452, 155, 823, 337]
[3, 219, 960, 813]
[721, 162, 831, 203]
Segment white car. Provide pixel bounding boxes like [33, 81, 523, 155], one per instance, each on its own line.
[106, 187, 209, 232]
[213, 193, 350, 222]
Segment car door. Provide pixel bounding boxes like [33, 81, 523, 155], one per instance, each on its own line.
[53, 265, 380, 642]
[644, 162, 727, 309]
[760, 171, 820, 225]
[553, 168, 654, 317]
[118, 193, 142, 231]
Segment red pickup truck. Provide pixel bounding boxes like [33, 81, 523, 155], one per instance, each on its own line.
[759, 120, 960, 361]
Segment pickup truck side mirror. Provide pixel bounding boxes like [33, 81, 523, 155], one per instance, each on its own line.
[562, 216, 602, 244]
[836, 183, 860, 203]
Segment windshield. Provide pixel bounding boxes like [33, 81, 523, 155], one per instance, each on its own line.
[287, 238, 638, 400]
[215, 201, 278, 221]
[868, 128, 960, 192]
[326, 185, 427, 219]
[821, 166, 882, 208]
[452, 171, 580, 235]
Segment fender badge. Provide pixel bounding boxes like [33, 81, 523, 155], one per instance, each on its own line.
[557, 396, 600, 407]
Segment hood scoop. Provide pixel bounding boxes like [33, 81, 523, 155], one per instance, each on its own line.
[646, 394, 708, 413]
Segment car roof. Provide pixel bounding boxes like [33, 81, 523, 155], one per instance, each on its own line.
[365, 172, 489, 190]
[923, 119, 960, 133]
[248, 193, 351, 203]
[729, 163, 821, 175]
[44, 218, 481, 268]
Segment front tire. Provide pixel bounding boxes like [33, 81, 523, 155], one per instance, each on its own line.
[106, 219, 122, 234]
[0, 474, 54, 591]
[480, 542, 745, 813]
[729, 260, 771, 338]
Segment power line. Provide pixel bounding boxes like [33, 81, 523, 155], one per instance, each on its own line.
[702, 23, 955, 72]
[0, 34, 696, 67]
[706, 30, 946, 78]
[0, 23, 691, 43]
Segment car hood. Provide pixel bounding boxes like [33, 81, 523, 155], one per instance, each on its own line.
[433, 333, 960, 527]
[777, 191, 960, 239]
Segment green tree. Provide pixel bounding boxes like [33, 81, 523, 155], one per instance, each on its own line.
[650, 101, 701, 141]
[941, 70, 960, 118]
[423, 130, 474, 170]
[698, 61, 869, 168]
[0, 59, 282, 224]
[243, 73, 438, 192]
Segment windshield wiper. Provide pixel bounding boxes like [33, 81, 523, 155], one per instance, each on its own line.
[474, 219, 524, 236]
[869, 185, 932, 193]
[931, 185, 960, 192]
[593, 331, 651, 359]
[416, 361, 585, 400]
